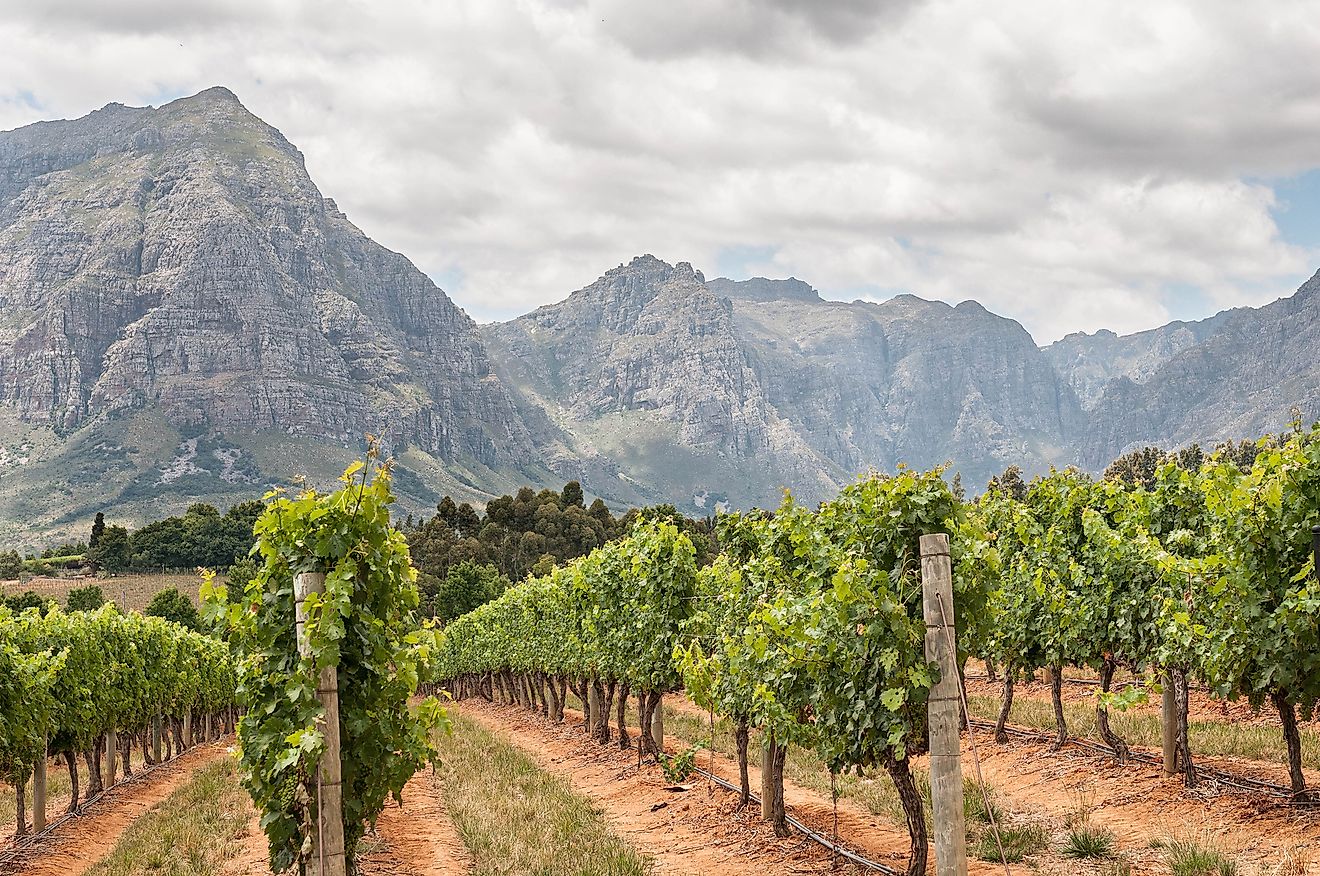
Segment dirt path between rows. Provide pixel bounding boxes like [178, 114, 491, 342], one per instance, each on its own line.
[358, 767, 472, 875]
[222, 761, 471, 876]
[457, 700, 863, 876]
[5, 742, 228, 876]
[664, 691, 1320, 875]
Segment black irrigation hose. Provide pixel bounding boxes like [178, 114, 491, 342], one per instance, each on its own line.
[689, 763, 904, 876]
[966, 718, 1309, 801]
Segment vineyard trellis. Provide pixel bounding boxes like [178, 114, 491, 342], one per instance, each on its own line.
[430, 420, 1320, 873]
[0, 603, 237, 846]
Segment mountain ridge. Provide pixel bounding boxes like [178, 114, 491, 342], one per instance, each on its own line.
[1, 89, 1318, 548]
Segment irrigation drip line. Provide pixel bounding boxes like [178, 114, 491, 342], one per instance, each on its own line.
[0, 738, 226, 866]
[689, 763, 904, 876]
[966, 718, 1310, 801]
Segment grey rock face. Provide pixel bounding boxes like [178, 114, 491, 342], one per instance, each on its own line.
[1077, 270, 1320, 465]
[0, 87, 534, 467]
[1044, 312, 1232, 409]
[483, 260, 1084, 504]
[716, 282, 1082, 488]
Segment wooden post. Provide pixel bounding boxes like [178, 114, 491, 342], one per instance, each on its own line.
[152, 715, 162, 763]
[760, 736, 773, 819]
[921, 533, 967, 876]
[296, 571, 347, 876]
[587, 683, 600, 731]
[183, 712, 192, 749]
[650, 695, 664, 752]
[106, 729, 117, 787]
[1162, 673, 1178, 775]
[33, 747, 46, 832]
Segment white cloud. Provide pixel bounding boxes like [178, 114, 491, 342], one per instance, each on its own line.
[0, 0, 1317, 341]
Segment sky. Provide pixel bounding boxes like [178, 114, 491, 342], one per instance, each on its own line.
[2, 1, 1319, 343]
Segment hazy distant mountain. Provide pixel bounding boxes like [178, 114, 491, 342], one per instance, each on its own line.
[1073, 270, 1320, 466]
[2, 88, 1318, 547]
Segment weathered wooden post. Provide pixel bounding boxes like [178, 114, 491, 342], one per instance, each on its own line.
[295, 571, 347, 876]
[152, 715, 162, 763]
[650, 695, 664, 752]
[921, 533, 968, 876]
[587, 683, 600, 732]
[183, 711, 192, 749]
[1162, 676, 1178, 775]
[106, 729, 117, 786]
[33, 744, 47, 832]
[760, 736, 774, 819]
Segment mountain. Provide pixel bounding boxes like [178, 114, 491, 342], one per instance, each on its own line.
[1044, 313, 1233, 409]
[483, 257, 1083, 507]
[482, 257, 841, 510]
[3, 88, 1319, 548]
[0, 87, 555, 546]
[1074, 270, 1320, 466]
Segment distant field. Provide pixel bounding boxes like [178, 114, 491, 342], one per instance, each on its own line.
[1, 571, 213, 611]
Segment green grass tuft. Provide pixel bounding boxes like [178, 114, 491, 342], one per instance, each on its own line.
[972, 821, 1048, 863]
[1064, 824, 1117, 859]
[1161, 839, 1238, 876]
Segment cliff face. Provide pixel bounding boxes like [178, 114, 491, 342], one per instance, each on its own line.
[482, 256, 841, 508]
[1076, 270, 1320, 465]
[713, 282, 1082, 488]
[1044, 313, 1233, 409]
[0, 87, 533, 468]
[483, 258, 1084, 504]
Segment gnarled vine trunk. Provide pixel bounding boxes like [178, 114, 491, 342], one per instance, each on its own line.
[1096, 659, 1129, 763]
[1172, 669, 1197, 786]
[15, 775, 27, 836]
[1049, 665, 1068, 750]
[769, 739, 788, 837]
[64, 751, 79, 813]
[886, 754, 928, 876]
[547, 674, 563, 722]
[616, 682, 631, 750]
[639, 690, 662, 758]
[1274, 691, 1307, 796]
[591, 679, 611, 743]
[84, 738, 104, 796]
[995, 674, 1014, 743]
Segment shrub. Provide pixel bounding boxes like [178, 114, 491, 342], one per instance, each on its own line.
[145, 586, 200, 631]
[66, 584, 106, 612]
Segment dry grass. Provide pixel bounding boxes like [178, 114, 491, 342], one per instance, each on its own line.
[84, 757, 252, 876]
[433, 711, 652, 876]
[965, 693, 1320, 770]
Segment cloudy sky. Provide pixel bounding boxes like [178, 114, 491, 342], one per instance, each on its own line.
[2, 0, 1319, 342]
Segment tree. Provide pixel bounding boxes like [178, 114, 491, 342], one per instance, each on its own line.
[65, 585, 105, 612]
[986, 464, 1028, 501]
[145, 587, 200, 631]
[89, 512, 106, 548]
[0, 550, 22, 580]
[431, 562, 509, 622]
[561, 480, 585, 508]
[88, 526, 130, 573]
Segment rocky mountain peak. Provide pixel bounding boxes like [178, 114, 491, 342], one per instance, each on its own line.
[0, 86, 536, 467]
[707, 276, 821, 303]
